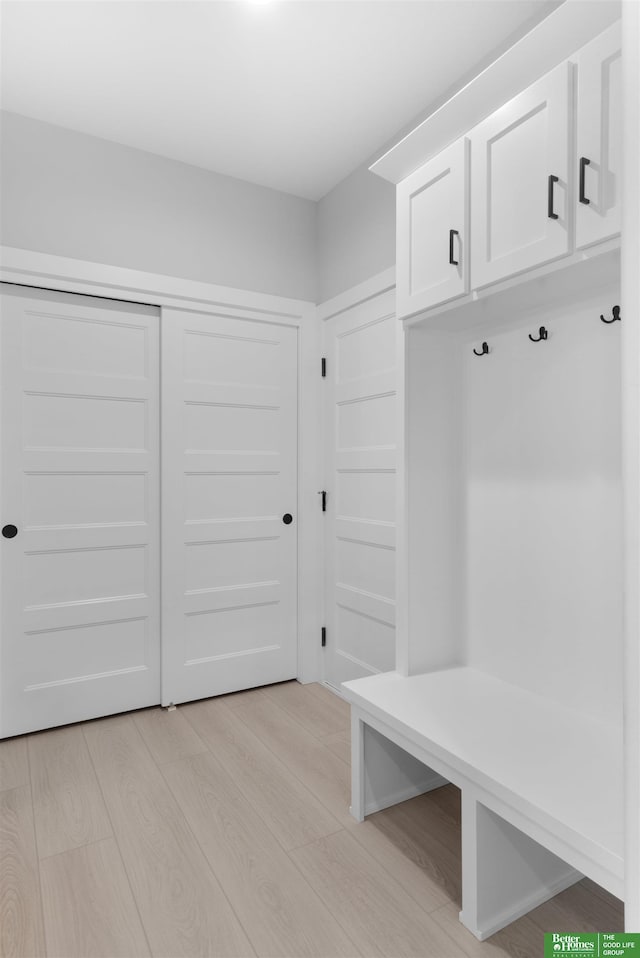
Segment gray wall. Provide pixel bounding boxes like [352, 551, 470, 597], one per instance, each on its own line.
[0, 111, 317, 302]
[315, 163, 395, 303]
[2, 0, 560, 308]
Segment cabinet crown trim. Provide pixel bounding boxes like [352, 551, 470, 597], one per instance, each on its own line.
[370, 1, 620, 186]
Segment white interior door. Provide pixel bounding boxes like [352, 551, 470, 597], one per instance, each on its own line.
[161, 308, 298, 705]
[0, 285, 160, 738]
[323, 289, 398, 689]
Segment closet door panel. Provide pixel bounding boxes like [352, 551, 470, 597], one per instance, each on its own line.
[161, 309, 298, 705]
[575, 21, 622, 248]
[0, 286, 161, 738]
[323, 290, 398, 688]
[470, 62, 572, 288]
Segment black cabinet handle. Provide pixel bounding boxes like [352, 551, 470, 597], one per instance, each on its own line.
[282, 513, 293, 525]
[548, 175, 559, 220]
[449, 229, 459, 266]
[579, 157, 591, 205]
[2, 524, 18, 539]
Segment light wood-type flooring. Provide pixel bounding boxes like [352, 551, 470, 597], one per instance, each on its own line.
[1, 680, 624, 957]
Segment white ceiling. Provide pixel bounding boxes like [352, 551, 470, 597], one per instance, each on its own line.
[1, 0, 557, 200]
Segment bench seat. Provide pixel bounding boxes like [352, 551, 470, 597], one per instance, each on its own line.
[343, 666, 623, 936]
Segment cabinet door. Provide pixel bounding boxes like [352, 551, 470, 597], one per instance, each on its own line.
[470, 62, 571, 289]
[396, 137, 469, 318]
[575, 21, 622, 249]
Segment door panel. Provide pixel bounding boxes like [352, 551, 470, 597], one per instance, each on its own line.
[0, 285, 160, 737]
[25, 619, 148, 690]
[25, 545, 146, 606]
[161, 308, 298, 705]
[471, 62, 571, 288]
[575, 21, 622, 248]
[323, 290, 398, 689]
[24, 392, 146, 449]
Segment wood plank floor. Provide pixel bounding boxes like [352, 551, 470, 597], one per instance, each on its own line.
[0, 681, 624, 958]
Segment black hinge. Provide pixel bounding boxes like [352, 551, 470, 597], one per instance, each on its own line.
[318, 490, 327, 512]
[321, 357, 327, 378]
[321, 627, 327, 648]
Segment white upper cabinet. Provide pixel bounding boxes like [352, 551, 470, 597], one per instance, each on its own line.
[396, 137, 469, 317]
[392, 20, 621, 320]
[470, 62, 572, 289]
[575, 22, 622, 249]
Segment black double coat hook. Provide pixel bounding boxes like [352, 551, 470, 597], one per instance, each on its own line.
[472, 307, 620, 360]
[601, 305, 621, 324]
[529, 326, 548, 342]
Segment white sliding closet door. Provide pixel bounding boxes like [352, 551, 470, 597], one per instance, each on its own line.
[323, 289, 398, 689]
[161, 308, 298, 705]
[0, 285, 160, 738]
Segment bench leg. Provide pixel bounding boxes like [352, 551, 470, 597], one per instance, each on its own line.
[459, 790, 582, 941]
[350, 710, 366, 822]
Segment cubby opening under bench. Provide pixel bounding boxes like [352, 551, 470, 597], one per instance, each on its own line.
[345, 665, 623, 941]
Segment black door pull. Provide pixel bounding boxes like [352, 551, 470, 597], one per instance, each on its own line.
[579, 157, 591, 205]
[548, 175, 559, 220]
[282, 514, 293, 525]
[449, 229, 459, 266]
[2, 524, 18, 539]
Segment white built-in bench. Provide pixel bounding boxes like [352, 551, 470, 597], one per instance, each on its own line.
[343, 667, 624, 940]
